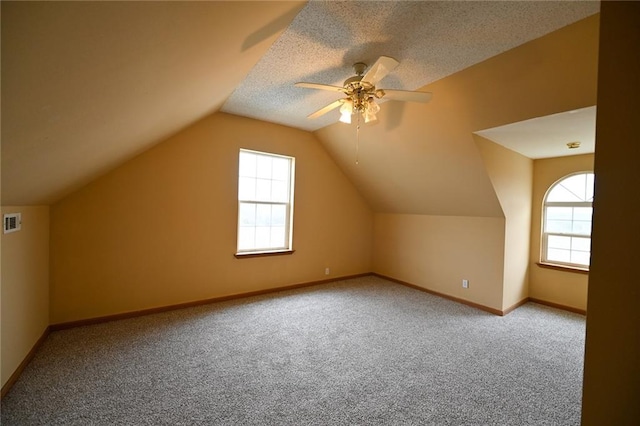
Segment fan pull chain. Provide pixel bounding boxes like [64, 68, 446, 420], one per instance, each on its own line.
[356, 113, 360, 165]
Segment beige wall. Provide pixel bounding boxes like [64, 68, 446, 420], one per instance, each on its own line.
[475, 136, 533, 310]
[50, 113, 373, 324]
[582, 2, 640, 423]
[529, 154, 594, 311]
[315, 14, 598, 218]
[1, 206, 50, 388]
[318, 15, 598, 312]
[373, 214, 506, 311]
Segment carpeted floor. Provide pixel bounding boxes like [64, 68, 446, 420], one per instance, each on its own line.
[1, 276, 586, 425]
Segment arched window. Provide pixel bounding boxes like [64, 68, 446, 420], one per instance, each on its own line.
[542, 172, 595, 269]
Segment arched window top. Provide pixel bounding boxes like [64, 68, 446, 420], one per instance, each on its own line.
[546, 172, 595, 203]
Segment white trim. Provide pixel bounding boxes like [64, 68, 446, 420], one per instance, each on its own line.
[541, 172, 594, 269]
[545, 201, 592, 208]
[236, 149, 295, 254]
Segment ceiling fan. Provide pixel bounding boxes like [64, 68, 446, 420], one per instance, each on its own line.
[295, 56, 432, 124]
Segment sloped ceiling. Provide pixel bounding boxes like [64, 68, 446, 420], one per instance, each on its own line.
[2, 1, 599, 207]
[222, 1, 599, 131]
[314, 14, 600, 216]
[1, 1, 305, 205]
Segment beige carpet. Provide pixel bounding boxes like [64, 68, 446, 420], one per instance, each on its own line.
[2, 276, 586, 425]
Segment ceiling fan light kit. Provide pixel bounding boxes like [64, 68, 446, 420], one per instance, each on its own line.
[339, 96, 381, 124]
[339, 100, 353, 124]
[295, 56, 433, 125]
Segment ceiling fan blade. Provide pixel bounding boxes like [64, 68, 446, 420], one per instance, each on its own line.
[295, 82, 345, 92]
[362, 56, 399, 85]
[308, 99, 345, 119]
[380, 89, 433, 103]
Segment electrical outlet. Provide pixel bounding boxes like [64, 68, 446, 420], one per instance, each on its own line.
[462, 279, 469, 289]
[325, 267, 330, 275]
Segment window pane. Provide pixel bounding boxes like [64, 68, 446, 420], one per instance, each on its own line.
[272, 205, 286, 226]
[548, 248, 571, 263]
[256, 204, 272, 226]
[560, 174, 588, 201]
[239, 203, 256, 226]
[572, 220, 592, 236]
[239, 152, 256, 177]
[586, 174, 595, 201]
[271, 181, 288, 202]
[237, 149, 294, 253]
[572, 237, 591, 252]
[547, 185, 582, 202]
[574, 207, 593, 221]
[547, 207, 572, 221]
[256, 155, 272, 179]
[238, 177, 256, 200]
[256, 179, 272, 201]
[272, 157, 290, 181]
[546, 220, 573, 234]
[571, 250, 590, 266]
[542, 172, 594, 267]
[548, 235, 571, 249]
[546, 173, 595, 202]
[238, 227, 255, 250]
[271, 226, 285, 247]
[255, 227, 270, 248]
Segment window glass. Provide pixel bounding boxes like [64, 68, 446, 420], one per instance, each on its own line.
[542, 172, 594, 269]
[546, 173, 593, 202]
[237, 149, 294, 254]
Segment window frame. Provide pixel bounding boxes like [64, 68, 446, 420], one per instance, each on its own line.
[540, 171, 594, 271]
[235, 149, 295, 257]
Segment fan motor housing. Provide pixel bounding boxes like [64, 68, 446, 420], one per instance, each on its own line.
[343, 61, 371, 88]
[353, 62, 367, 75]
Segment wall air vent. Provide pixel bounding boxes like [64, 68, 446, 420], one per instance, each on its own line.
[4, 213, 22, 234]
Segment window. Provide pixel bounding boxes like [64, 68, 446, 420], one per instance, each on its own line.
[237, 149, 295, 255]
[541, 172, 594, 269]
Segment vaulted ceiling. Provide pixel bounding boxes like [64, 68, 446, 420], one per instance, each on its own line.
[1, 1, 599, 206]
[1, 1, 306, 205]
[222, 1, 599, 132]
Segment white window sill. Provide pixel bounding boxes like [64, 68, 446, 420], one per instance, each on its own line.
[235, 249, 295, 259]
[536, 262, 589, 275]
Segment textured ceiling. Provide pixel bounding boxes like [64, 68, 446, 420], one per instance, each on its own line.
[222, 1, 600, 131]
[476, 106, 596, 159]
[2, 1, 600, 206]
